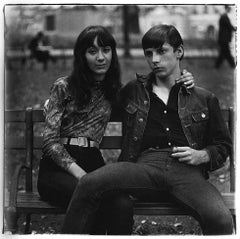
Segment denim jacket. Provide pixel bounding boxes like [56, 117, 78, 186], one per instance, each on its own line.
[118, 73, 232, 173]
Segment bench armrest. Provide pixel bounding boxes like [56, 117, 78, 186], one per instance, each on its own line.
[8, 163, 27, 208]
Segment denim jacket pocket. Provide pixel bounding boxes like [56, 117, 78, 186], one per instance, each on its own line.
[190, 110, 209, 146]
[124, 101, 138, 127]
[191, 110, 209, 122]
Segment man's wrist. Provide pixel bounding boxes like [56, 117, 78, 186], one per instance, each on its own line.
[200, 149, 210, 163]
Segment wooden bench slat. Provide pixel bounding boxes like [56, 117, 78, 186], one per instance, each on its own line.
[5, 136, 123, 149]
[5, 110, 25, 122]
[13, 191, 235, 216]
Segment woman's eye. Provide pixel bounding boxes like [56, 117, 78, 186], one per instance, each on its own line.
[103, 47, 111, 53]
[87, 48, 97, 54]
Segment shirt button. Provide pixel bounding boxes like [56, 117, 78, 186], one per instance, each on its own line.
[133, 137, 138, 141]
[164, 110, 167, 114]
[168, 142, 172, 146]
[139, 118, 143, 122]
[166, 128, 170, 131]
[143, 100, 148, 105]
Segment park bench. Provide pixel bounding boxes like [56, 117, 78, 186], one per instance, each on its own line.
[6, 49, 73, 70]
[4, 107, 235, 234]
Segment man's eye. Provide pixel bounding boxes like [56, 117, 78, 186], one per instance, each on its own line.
[145, 51, 153, 57]
[157, 49, 166, 54]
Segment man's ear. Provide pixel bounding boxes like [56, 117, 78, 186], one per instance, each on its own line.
[176, 45, 184, 59]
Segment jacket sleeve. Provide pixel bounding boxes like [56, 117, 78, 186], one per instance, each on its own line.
[42, 82, 76, 171]
[205, 95, 232, 171]
[112, 83, 132, 121]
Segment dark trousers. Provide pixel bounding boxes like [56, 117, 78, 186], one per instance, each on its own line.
[37, 145, 133, 235]
[215, 42, 235, 68]
[62, 148, 233, 235]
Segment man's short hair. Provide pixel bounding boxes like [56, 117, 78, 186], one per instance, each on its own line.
[142, 24, 184, 59]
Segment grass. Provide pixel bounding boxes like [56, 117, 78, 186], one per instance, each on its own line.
[4, 56, 235, 234]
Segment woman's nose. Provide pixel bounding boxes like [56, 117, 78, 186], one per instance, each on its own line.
[97, 50, 104, 61]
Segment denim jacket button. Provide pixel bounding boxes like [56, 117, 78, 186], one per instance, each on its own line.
[139, 118, 143, 122]
[133, 137, 138, 141]
[143, 100, 148, 105]
[201, 113, 206, 118]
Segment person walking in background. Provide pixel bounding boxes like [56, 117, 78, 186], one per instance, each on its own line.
[215, 5, 236, 69]
[28, 31, 55, 70]
[38, 25, 195, 235]
[62, 24, 233, 235]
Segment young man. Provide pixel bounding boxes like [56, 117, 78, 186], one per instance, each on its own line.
[62, 24, 233, 235]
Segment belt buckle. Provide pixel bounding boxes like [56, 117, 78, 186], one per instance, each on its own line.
[77, 137, 88, 147]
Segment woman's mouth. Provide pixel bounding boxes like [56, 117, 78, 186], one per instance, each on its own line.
[96, 64, 106, 68]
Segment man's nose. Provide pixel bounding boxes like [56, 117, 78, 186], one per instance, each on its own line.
[152, 52, 160, 63]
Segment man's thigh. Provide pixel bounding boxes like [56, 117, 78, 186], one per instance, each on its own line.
[167, 163, 227, 217]
[78, 161, 166, 199]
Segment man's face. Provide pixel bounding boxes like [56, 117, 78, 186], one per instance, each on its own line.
[144, 43, 182, 79]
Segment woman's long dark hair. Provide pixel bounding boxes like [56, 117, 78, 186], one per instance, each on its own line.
[68, 25, 122, 105]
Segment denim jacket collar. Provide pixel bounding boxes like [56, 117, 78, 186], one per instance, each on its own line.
[136, 72, 191, 95]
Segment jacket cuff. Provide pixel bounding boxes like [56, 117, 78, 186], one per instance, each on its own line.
[205, 145, 224, 171]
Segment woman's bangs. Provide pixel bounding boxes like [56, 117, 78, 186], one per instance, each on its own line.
[97, 32, 114, 47]
[83, 31, 98, 48]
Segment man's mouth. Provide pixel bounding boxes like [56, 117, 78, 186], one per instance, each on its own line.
[153, 67, 163, 71]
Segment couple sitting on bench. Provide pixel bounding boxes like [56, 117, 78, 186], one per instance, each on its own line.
[38, 24, 233, 235]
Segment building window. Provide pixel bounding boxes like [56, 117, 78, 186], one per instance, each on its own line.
[45, 15, 55, 31]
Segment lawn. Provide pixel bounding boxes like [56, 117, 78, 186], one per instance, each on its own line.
[4, 55, 235, 234]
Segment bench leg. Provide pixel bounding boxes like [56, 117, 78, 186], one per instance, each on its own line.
[232, 214, 236, 233]
[4, 206, 18, 234]
[24, 214, 32, 234]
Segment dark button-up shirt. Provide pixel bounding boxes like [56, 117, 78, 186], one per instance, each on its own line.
[141, 83, 189, 151]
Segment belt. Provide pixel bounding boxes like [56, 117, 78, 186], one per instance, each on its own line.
[60, 137, 99, 148]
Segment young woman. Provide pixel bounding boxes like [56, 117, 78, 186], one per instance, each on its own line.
[37, 25, 195, 234]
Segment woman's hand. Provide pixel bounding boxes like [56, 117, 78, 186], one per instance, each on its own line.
[68, 162, 87, 180]
[176, 69, 195, 89]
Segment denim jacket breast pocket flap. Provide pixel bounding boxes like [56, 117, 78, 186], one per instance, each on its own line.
[124, 101, 138, 127]
[125, 101, 138, 114]
[191, 110, 209, 122]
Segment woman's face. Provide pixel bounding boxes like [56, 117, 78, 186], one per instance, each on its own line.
[85, 36, 112, 81]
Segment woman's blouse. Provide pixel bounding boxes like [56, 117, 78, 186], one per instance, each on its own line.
[42, 76, 112, 170]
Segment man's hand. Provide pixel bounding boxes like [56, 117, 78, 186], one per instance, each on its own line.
[171, 146, 210, 165]
[176, 69, 195, 89]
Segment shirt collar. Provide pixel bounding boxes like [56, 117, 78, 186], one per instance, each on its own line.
[136, 72, 191, 95]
